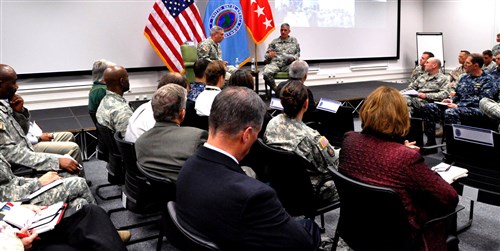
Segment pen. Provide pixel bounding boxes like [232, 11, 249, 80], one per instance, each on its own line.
[437, 162, 453, 172]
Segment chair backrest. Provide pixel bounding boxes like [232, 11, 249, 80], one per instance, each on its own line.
[256, 138, 317, 216]
[114, 132, 162, 214]
[444, 124, 500, 207]
[181, 44, 197, 83]
[164, 201, 220, 251]
[330, 168, 414, 251]
[136, 161, 176, 203]
[95, 123, 124, 184]
[310, 106, 355, 147]
[89, 111, 108, 162]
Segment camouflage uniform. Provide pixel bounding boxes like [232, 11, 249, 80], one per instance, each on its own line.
[409, 65, 424, 83]
[0, 101, 60, 172]
[488, 67, 500, 79]
[264, 114, 338, 203]
[483, 62, 496, 73]
[479, 97, 500, 131]
[492, 44, 500, 58]
[197, 37, 222, 62]
[402, 72, 450, 114]
[96, 90, 133, 134]
[448, 65, 466, 89]
[0, 154, 95, 208]
[263, 36, 300, 90]
[423, 72, 499, 143]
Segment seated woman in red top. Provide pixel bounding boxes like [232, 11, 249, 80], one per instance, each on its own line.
[339, 86, 458, 251]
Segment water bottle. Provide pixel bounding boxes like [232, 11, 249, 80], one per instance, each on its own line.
[251, 57, 256, 71]
[235, 57, 239, 69]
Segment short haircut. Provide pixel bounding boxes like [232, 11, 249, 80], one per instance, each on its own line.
[193, 58, 210, 79]
[209, 86, 267, 136]
[461, 50, 471, 55]
[205, 61, 226, 86]
[92, 59, 115, 82]
[158, 72, 188, 89]
[428, 57, 442, 68]
[483, 50, 493, 57]
[228, 69, 254, 89]
[152, 84, 187, 122]
[360, 86, 410, 138]
[289, 60, 309, 80]
[423, 51, 435, 58]
[281, 23, 290, 29]
[280, 80, 308, 118]
[470, 53, 484, 68]
[210, 26, 224, 35]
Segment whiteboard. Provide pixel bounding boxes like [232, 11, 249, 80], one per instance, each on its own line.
[416, 32, 444, 64]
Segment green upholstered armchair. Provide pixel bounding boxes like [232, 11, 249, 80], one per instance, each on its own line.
[180, 44, 197, 83]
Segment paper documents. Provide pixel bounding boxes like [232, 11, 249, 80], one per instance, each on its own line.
[401, 89, 418, 96]
[431, 163, 468, 184]
[26, 179, 63, 200]
[2, 201, 66, 233]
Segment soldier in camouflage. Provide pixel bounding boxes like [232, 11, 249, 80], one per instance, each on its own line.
[487, 52, 500, 78]
[197, 26, 224, 62]
[482, 50, 496, 73]
[423, 54, 499, 145]
[0, 65, 80, 175]
[448, 50, 470, 92]
[0, 153, 95, 208]
[402, 58, 450, 115]
[265, 80, 338, 204]
[409, 51, 434, 83]
[479, 97, 500, 131]
[96, 65, 133, 135]
[263, 23, 301, 92]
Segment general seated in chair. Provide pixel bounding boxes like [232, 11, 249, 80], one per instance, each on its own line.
[264, 80, 338, 205]
[339, 86, 459, 251]
[262, 23, 300, 92]
[136, 84, 207, 181]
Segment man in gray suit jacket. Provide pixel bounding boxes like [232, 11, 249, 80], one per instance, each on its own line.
[135, 84, 207, 181]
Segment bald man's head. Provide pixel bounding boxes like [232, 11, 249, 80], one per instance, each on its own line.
[0, 64, 19, 100]
[103, 65, 129, 94]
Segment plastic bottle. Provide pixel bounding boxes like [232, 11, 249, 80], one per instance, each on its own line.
[251, 57, 256, 71]
[235, 57, 239, 69]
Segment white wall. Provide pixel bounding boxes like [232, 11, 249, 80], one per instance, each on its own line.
[423, 0, 498, 70]
[19, 0, 424, 110]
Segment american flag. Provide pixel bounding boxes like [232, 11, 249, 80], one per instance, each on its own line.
[144, 0, 205, 73]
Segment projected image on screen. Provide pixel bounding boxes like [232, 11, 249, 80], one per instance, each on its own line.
[274, 0, 354, 28]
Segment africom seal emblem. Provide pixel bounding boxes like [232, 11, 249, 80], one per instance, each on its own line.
[207, 4, 244, 38]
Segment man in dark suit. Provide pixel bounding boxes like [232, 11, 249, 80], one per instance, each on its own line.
[176, 87, 321, 250]
[135, 84, 207, 181]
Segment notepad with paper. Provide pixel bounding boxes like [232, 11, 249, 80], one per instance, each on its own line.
[431, 162, 468, 184]
[2, 201, 66, 233]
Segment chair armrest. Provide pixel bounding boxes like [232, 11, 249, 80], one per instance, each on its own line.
[424, 205, 465, 227]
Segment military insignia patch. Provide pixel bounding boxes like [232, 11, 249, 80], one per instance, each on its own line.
[318, 136, 329, 149]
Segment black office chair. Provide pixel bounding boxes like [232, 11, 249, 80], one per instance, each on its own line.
[110, 132, 161, 244]
[163, 201, 220, 251]
[256, 139, 340, 230]
[443, 124, 500, 233]
[308, 106, 355, 147]
[94, 123, 124, 200]
[136, 162, 176, 251]
[329, 167, 463, 251]
[89, 111, 108, 162]
[181, 100, 209, 130]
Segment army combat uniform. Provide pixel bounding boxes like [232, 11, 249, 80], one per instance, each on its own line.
[197, 37, 222, 62]
[263, 36, 300, 91]
[479, 97, 500, 131]
[264, 114, 338, 204]
[0, 101, 60, 172]
[402, 72, 450, 115]
[96, 90, 133, 135]
[423, 72, 498, 144]
[0, 153, 95, 208]
[409, 65, 425, 83]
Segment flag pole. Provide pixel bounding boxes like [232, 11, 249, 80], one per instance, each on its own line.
[254, 42, 258, 71]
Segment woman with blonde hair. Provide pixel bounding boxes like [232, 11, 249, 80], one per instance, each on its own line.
[339, 86, 458, 251]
